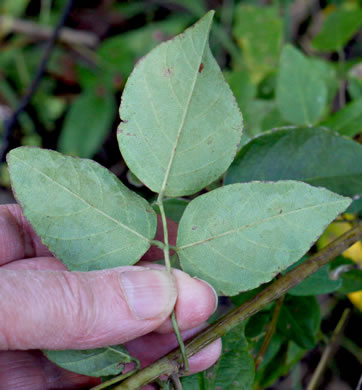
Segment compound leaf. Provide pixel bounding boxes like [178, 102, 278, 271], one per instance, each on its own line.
[45, 345, 136, 377]
[118, 11, 242, 197]
[7, 147, 156, 271]
[276, 45, 327, 125]
[225, 127, 362, 204]
[177, 182, 351, 296]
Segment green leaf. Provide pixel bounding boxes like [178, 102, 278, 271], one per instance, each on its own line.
[277, 295, 321, 349]
[312, 7, 362, 52]
[45, 345, 135, 377]
[245, 311, 271, 339]
[7, 147, 156, 271]
[233, 5, 283, 82]
[276, 45, 327, 125]
[347, 63, 362, 100]
[255, 340, 305, 389]
[288, 264, 341, 296]
[182, 324, 254, 389]
[224, 70, 256, 112]
[225, 127, 362, 203]
[97, 17, 190, 79]
[322, 98, 362, 138]
[254, 332, 284, 372]
[58, 90, 116, 158]
[0, 0, 28, 16]
[310, 58, 339, 103]
[177, 181, 350, 296]
[118, 11, 243, 197]
[239, 100, 285, 148]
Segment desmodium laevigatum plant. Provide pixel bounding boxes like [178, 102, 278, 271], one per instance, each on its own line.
[6, 11, 358, 390]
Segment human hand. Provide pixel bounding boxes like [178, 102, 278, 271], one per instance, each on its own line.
[0, 204, 221, 389]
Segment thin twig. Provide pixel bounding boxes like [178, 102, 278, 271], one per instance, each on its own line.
[307, 308, 351, 390]
[103, 222, 362, 389]
[255, 295, 285, 371]
[170, 373, 183, 390]
[0, 15, 98, 47]
[157, 201, 189, 373]
[0, 0, 75, 163]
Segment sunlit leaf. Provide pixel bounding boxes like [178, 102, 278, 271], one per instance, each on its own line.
[7, 147, 156, 271]
[177, 181, 350, 296]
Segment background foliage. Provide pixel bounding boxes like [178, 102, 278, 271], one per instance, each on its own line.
[1, 1, 361, 389]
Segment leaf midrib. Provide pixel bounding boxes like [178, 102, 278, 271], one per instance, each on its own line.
[158, 20, 211, 198]
[12, 155, 150, 243]
[178, 199, 347, 250]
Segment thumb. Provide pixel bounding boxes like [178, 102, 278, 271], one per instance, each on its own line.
[0, 266, 177, 350]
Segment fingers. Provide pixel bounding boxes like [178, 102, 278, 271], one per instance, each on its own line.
[0, 266, 177, 350]
[2, 256, 68, 271]
[4, 259, 218, 339]
[0, 204, 52, 265]
[138, 262, 218, 334]
[0, 264, 217, 351]
[0, 351, 101, 390]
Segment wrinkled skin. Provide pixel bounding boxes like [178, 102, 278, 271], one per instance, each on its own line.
[0, 204, 221, 389]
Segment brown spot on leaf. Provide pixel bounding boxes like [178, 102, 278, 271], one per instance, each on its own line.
[198, 63, 204, 73]
[192, 226, 198, 230]
[163, 67, 172, 77]
[279, 209, 283, 214]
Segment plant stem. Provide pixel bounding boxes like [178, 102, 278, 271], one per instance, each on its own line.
[157, 202, 172, 272]
[157, 200, 189, 372]
[255, 295, 285, 371]
[109, 222, 362, 390]
[91, 361, 140, 390]
[170, 373, 183, 390]
[307, 308, 351, 390]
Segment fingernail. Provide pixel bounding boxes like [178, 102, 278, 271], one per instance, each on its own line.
[119, 270, 177, 320]
[194, 277, 219, 314]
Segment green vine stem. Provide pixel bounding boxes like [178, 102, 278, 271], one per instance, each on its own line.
[255, 295, 285, 371]
[106, 222, 362, 390]
[91, 360, 140, 390]
[157, 200, 189, 373]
